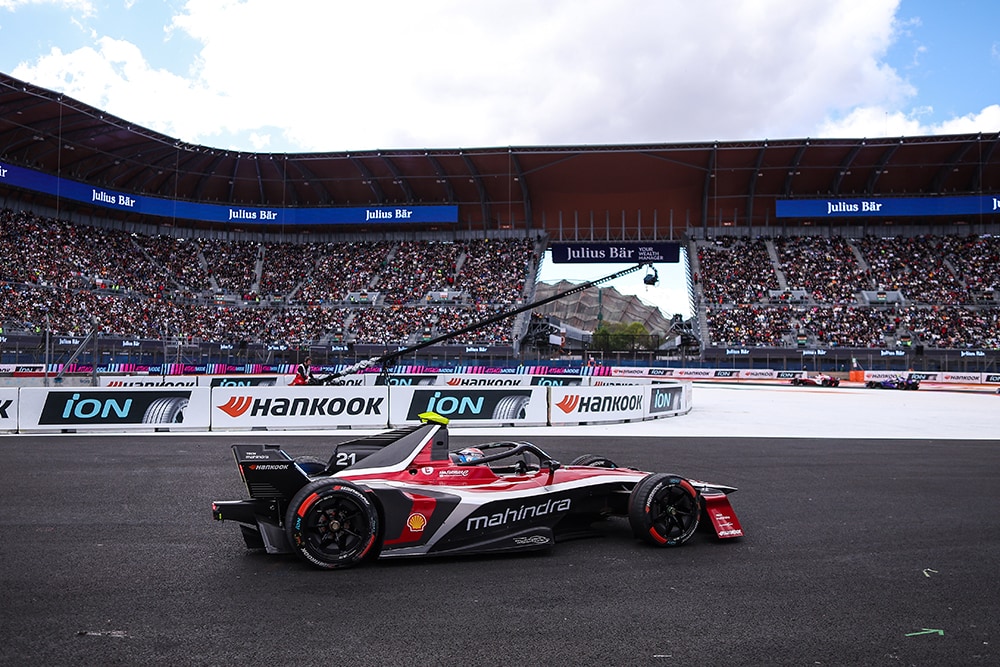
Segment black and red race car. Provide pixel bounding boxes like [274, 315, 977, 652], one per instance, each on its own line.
[790, 372, 841, 387]
[212, 413, 743, 569]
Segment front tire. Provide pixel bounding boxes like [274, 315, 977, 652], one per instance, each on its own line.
[628, 473, 701, 547]
[284, 479, 379, 569]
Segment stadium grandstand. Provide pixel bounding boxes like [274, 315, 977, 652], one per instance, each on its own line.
[1, 72, 999, 374]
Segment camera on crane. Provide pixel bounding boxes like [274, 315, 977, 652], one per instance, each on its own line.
[643, 265, 659, 286]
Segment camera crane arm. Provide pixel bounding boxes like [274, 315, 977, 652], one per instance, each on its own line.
[326, 262, 648, 381]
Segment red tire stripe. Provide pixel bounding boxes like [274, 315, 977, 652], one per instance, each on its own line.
[648, 526, 667, 544]
[296, 492, 320, 518]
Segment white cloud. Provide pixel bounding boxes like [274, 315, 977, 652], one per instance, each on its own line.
[818, 104, 1000, 139]
[0, 0, 93, 10]
[14, 0, 980, 153]
[12, 36, 229, 139]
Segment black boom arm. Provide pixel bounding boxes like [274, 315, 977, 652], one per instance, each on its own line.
[327, 262, 648, 381]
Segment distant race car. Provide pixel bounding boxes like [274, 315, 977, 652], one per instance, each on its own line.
[865, 375, 921, 390]
[790, 373, 840, 387]
[212, 413, 744, 570]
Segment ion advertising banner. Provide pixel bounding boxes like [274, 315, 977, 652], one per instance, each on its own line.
[647, 383, 690, 417]
[18, 387, 211, 432]
[389, 387, 548, 427]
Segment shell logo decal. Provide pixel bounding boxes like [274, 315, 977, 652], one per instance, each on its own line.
[406, 513, 428, 532]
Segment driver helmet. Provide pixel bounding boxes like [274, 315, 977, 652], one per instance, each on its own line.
[455, 447, 484, 463]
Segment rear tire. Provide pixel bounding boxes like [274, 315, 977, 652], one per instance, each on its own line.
[284, 479, 379, 569]
[628, 473, 701, 547]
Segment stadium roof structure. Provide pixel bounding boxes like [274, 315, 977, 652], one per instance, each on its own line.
[3, 71, 1000, 239]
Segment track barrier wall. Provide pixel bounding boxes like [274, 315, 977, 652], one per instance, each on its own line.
[17, 387, 212, 433]
[1, 376, 692, 433]
[4, 366, 998, 434]
[0, 388, 17, 433]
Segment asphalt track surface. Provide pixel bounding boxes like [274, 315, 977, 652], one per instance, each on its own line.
[1, 385, 997, 666]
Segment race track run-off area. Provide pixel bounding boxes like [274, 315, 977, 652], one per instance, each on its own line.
[0, 383, 996, 666]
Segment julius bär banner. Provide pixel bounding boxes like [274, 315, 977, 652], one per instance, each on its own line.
[549, 242, 680, 263]
[0, 161, 457, 226]
[776, 194, 1000, 218]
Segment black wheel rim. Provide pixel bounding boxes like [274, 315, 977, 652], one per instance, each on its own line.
[649, 485, 698, 540]
[301, 494, 370, 560]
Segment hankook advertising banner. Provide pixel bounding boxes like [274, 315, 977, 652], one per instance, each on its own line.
[0, 388, 17, 432]
[549, 385, 647, 425]
[211, 386, 390, 430]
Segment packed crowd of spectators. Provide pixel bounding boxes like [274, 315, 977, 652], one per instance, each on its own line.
[697, 237, 779, 304]
[0, 208, 537, 347]
[0, 209, 173, 294]
[296, 241, 393, 304]
[698, 234, 1000, 349]
[704, 305, 790, 347]
[855, 235, 969, 304]
[5, 206, 996, 351]
[456, 238, 533, 306]
[938, 234, 1000, 301]
[774, 235, 864, 304]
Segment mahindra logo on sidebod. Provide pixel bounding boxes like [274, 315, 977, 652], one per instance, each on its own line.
[217, 395, 384, 419]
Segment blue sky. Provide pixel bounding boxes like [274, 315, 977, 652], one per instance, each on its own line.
[2, 0, 998, 318]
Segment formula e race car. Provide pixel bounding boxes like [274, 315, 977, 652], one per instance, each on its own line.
[865, 374, 920, 390]
[789, 372, 840, 387]
[211, 413, 743, 570]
